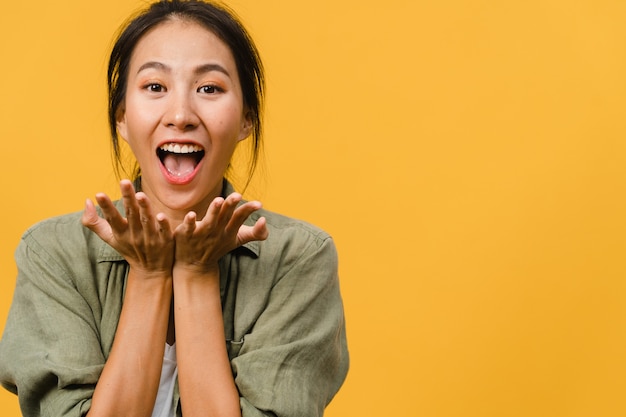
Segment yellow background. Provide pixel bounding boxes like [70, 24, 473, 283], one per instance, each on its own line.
[1, 1, 626, 416]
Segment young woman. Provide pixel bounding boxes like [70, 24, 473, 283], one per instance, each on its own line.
[0, 1, 349, 416]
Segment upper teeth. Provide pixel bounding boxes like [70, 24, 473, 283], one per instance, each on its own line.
[160, 143, 203, 154]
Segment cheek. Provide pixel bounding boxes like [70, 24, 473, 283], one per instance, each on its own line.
[124, 107, 157, 138]
[120, 114, 157, 160]
[211, 102, 246, 133]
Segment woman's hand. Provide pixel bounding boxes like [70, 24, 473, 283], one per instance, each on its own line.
[173, 192, 268, 274]
[81, 179, 175, 275]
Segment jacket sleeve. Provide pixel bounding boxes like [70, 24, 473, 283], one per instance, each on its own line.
[0, 228, 105, 417]
[231, 234, 349, 417]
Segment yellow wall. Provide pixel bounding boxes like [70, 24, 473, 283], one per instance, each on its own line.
[2, 1, 626, 416]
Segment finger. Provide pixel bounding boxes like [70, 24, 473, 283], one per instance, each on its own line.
[215, 193, 244, 231]
[222, 193, 242, 213]
[81, 198, 115, 244]
[95, 192, 127, 232]
[81, 198, 100, 228]
[252, 216, 269, 240]
[225, 200, 262, 235]
[199, 196, 224, 229]
[120, 180, 142, 236]
[175, 211, 198, 238]
[236, 216, 269, 246]
[156, 212, 173, 240]
[136, 192, 157, 236]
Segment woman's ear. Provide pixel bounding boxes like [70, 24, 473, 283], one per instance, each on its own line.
[237, 110, 254, 142]
[116, 105, 128, 142]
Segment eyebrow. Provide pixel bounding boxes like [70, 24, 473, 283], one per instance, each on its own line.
[136, 61, 231, 78]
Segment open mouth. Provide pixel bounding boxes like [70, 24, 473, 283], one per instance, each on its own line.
[157, 143, 205, 179]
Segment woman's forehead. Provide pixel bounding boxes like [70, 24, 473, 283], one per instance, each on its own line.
[129, 19, 236, 71]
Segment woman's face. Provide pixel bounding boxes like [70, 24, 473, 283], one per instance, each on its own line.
[117, 18, 252, 219]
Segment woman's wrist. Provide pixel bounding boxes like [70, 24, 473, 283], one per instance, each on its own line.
[172, 263, 221, 308]
[128, 264, 174, 282]
[172, 261, 220, 280]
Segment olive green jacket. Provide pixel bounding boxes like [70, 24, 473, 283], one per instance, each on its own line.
[0, 185, 348, 417]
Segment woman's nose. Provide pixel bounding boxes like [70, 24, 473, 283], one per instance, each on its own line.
[164, 93, 200, 130]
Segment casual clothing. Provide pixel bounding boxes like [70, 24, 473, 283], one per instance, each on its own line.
[152, 343, 178, 417]
[0, 182, 349, 417]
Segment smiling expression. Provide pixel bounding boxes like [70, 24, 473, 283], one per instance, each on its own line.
[116, 18, 252, 220]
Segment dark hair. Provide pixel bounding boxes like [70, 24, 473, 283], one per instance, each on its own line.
[107, 0, 264, 188]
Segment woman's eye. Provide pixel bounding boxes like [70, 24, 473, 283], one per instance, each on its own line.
[199, 85, 219, 94]
[146, 83, 164, 92]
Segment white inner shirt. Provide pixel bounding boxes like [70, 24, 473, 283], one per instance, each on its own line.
[151, 343, 178, 417]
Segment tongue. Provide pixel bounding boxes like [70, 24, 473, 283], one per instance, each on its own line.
[163, 154, 196, 177]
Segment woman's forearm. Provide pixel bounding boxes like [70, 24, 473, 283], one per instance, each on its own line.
[87, 269, 173, 417]
[173, 267, 241, 417]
